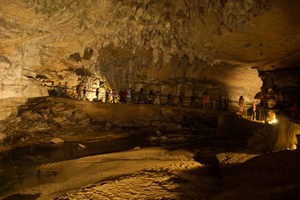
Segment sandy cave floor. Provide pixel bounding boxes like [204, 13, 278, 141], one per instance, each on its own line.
[1, 129, 300, 200]
[51, 146, 300, 200]
[2, 144, 248, 200]
[1, 134, 300, 200]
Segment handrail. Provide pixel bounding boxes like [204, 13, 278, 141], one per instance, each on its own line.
[45, 85, 236, 102]
[44, 85, 300, 121]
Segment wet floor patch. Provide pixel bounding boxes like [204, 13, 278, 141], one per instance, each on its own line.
[2, 193, 41, 200]
[0, 135, 147, 198]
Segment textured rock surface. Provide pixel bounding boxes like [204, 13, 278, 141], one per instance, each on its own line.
[1, 0, 299, 107]
[0, 2, 299, 199]
[0, 97, 220, 151]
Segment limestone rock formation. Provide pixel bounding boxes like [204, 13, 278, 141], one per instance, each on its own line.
[0, 0, 299, 120]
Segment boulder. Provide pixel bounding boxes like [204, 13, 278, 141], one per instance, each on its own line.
[50, 137, 64, 144]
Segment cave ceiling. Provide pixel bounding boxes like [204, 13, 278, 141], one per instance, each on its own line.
[1, 0, 299, 68]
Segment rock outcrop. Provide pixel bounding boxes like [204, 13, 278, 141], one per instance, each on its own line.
[0, 97, 221, 151]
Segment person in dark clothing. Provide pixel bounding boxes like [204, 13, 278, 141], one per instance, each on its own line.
[83, 86, 87, 100]
[179, 92, 184, 106]
[224, 96, 229, 110]
[56, 82, 62, 97]
[138, 87, 144, 104]
[124, 89, 128, 103]
[105, 89, 109, 103]
[190, 93, 196, 108]
[95, 88, 99, 101]
[131, 89, 135, 103]
[167, 92, 174, 106]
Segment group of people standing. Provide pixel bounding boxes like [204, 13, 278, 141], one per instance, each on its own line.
[103, 88, 161, 104]
[238, 95, 257, 120]
[47, 79, 298, 121]
[75, 84, 87, 100]
[101, 88, 231, 111]
[49, 82, 235, 111]
[48, 82, 69, 98]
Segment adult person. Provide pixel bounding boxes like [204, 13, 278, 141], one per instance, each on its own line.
[178, 92, 184, 106]
[238, 96, 244, 112]
[95, 88, 99, 101]
[224, 95, 230, 110]
[48, 82, 56, 96]
[109, 89, 113, 103]
[105, 89, 110, 103]
[167, 92, 174, 106]
[153, 91, 160, 105]
[119, 88, 125, 103]
[138, 87, 144, 104]
[201, 93, 210, 109]
[76, 84, 82, 100]
[130, 88, 135, 103]
[252, 102, 257, 120]
[190, 93, 196, 108]
[62, 82, 68, 97]
[112, 89, 116, 103]
[124, 89, 128, 103]
[218, 95, 225, 110]
[55, 82, 62, 97]
[82, 86, 87, 100]
[148, 90, 154, 104]
[211, 97, 216, 111]
[218, 95, 230, 111]
[127, 88, 132, 103]
[259, 89, 269, 122]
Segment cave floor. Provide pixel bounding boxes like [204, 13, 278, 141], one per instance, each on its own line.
[1, 132, 300, 200]
[1, 97, 300, 200]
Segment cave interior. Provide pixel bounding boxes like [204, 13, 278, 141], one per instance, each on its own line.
[0, 0, 300, 199]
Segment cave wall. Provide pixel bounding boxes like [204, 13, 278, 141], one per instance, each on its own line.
[97, 47, 261, 104]
[274, 115, 300, 150]
[0, 56, 48, 99]
[217, 112, 300, 152]
[0, 0, 299, 113]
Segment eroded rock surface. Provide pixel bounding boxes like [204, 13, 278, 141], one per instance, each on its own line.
[1, 0, 299, 114]
[0, 97, 221, 152]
